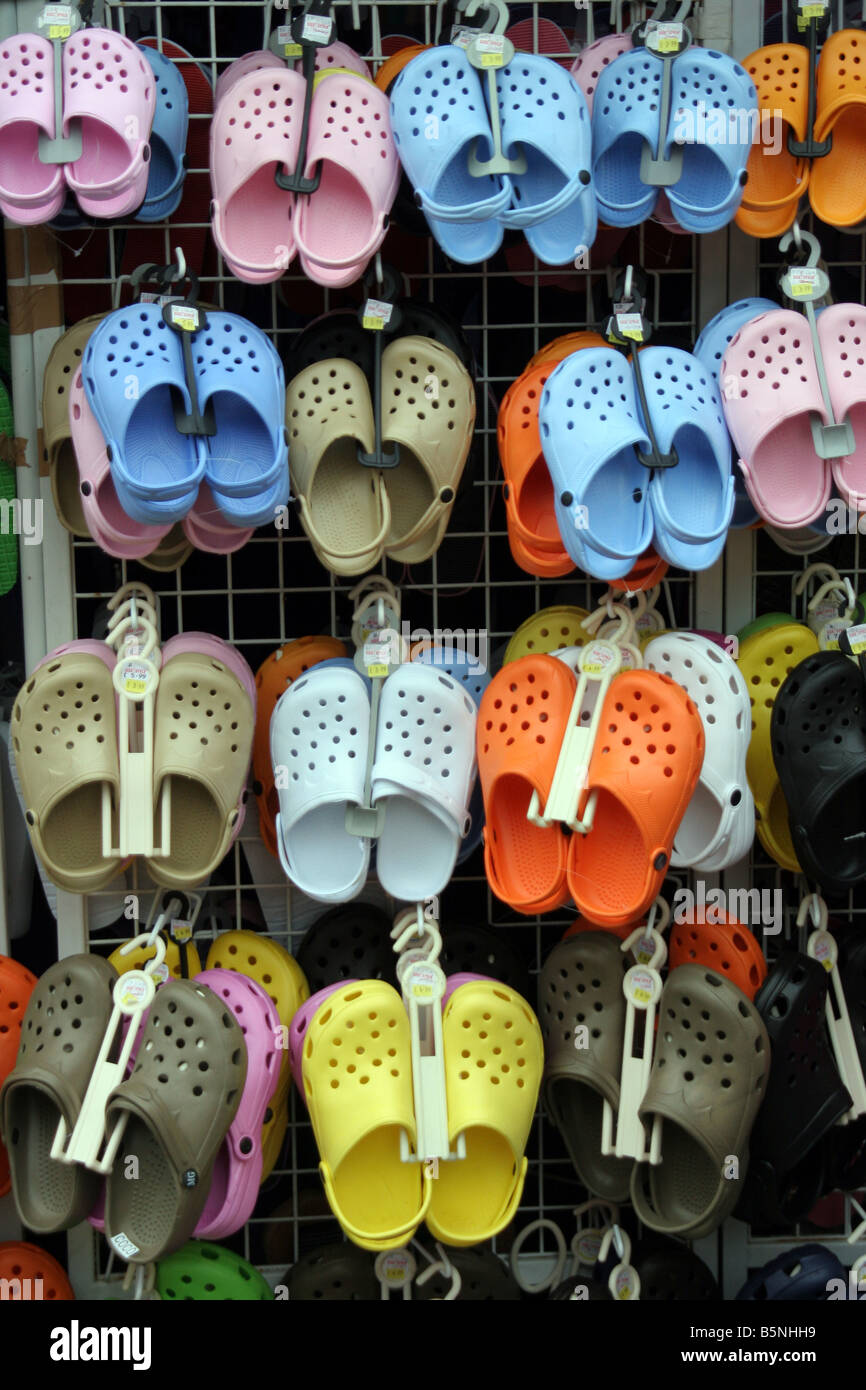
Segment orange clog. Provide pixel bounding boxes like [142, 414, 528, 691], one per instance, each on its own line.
[477, 655, 576, 914]
[810, 30, 866, 229]
[568, 671, 705, 928]
[736, 45, 810, 239]
[668, 909, 767, 1001]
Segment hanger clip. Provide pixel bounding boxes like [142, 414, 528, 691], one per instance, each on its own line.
[806, 922, 866, 1122]
[779, 226, 855, 461]
[272, 0, 332, 193]
[50, 932, 168, 1174]
[36, 4, 84, 164]
[357, 259, 402, 468]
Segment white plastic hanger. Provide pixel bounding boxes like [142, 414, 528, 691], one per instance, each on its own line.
[375, 1247, 417, 1300]
[51, 930, 167, 1173]
[345, 576, 403, 838]
[412, 1239, 462, 1300]
[102, 585, 168, 861]
[798, 895, 866, 1123]
[527, 612, 633, 834]
[603, 901, 667, 1163]
[510, 1200, 621, 1294]
[392, 904, 466, 1170]
[599, 1224, 641, 1300]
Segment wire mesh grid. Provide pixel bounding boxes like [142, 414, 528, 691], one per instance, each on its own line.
[11, 0, 863, 1300]
[31, 0, 716, 1297]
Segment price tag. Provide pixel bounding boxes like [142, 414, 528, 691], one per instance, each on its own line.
[625, 965, 660, 1008]
[375, 1249, 415, 1295]
[41, 1, 75, 34]
[120, 977, 149, 1008]
[301, 12, 333, 44]
[169, 303, 200, 332]
[809, 930, 836, 973]
[634, 933, 657, 966]
[115, 971, 156, 1015]
[139, 292, 171, 306]
[581, 643, 618, 677]
[363, 636, 392, 678]
[277, 25, 302, 56]
[647, 21, 683, 53]
[609, 1263, 640, 1300]
[450, 25, 475, 48]
[362, 298, 394, 331]
[119, 659, 154, 697]
[170, 919, 192, 943]
[575, 1231, 602, 1266]
[797, 0, 828, 25]
[616, 311, 645, 342]
[819, 616, 850, 651]
[408, 963, 438, 999]
[788, 267, 820, 298]
[845, 623, 866, 656]
[477, 31, 505, 66]
[809, 594, 844, 632]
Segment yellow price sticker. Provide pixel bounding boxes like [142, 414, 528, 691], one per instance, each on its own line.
[800, 3, 827, 17]
[124, 678, 147, 694]
[634, 987, 651, 1004]
[385, 1268, 405, 1281]
[49, 24, 71, 37]
[367, 663, 389, 678]
[412, 983, 433, 997]
[657, 36, 678, 52]
[362, 315, 385, 331]
[480, 51, 504, 67]
[283, 42, 302, 56]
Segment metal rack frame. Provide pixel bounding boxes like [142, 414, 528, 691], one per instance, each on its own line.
[4, 0, 866, 1299]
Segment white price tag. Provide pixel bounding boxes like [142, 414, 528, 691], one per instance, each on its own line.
[405, 961, 444, 1001]
[649, 21, 683, 53]
[609, 1263, 640, 1300]
[846, 623, 866, 656]
[625, 965, 660, 1008]
[301, 13, 333, 43]
[616, 311, 645, 342]
[119, 659, 154, 697]
[575, 1231, 602, 1266]
[809, 930, 837, 973]
[788, 267, 820, 298]
[362, 298, 394, 331]
[477, 31, 505, 66]
[169, 303, 200, 332]
[450, 25, 475, 48]
[581, 643, 618, 677]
